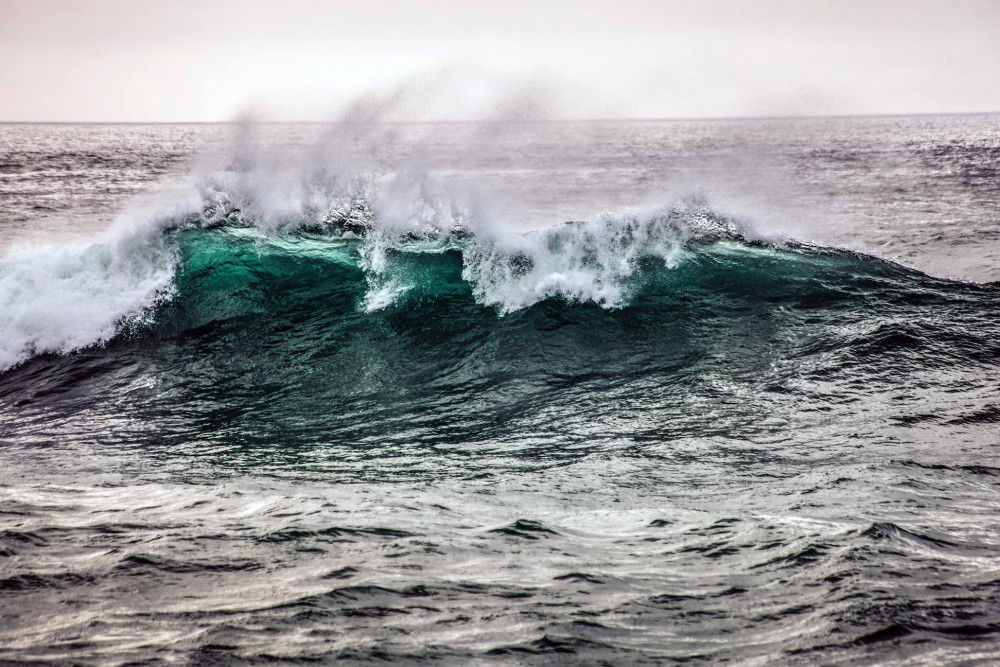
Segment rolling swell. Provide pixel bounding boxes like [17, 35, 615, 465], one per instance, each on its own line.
[117, 210, 1000, 373]
[5, 118, 1000, 665]
[0, 201, 975, 382]
[2, 202, 998, 479]
[3, 178, 992, 380]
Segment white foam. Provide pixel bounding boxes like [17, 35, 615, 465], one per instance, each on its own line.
[356, 197, 758, 314]
[0, 236, 177, 371]
[460, 208, 688, 313]
[0, 180, 215, 371]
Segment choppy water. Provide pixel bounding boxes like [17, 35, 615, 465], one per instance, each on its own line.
[1, 116, 999, 665]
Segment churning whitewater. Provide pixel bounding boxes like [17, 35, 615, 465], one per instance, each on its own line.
[0, 153, 768, 371]
[2, 117, 1000, 665]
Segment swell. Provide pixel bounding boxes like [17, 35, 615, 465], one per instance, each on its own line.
[1, 216, 998, 480]
[1, 193, 995, 380]
[157, 215, 989, 336]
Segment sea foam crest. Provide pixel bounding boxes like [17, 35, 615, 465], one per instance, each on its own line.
[0, 137, 759, 371]
[0, 235, 177, 371]
[460, 202, 744, 313]
[357, 193, 756, 313]
[0, 188, 204, 371]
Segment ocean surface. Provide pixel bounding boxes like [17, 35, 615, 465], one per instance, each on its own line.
[1, 115, 999, 665]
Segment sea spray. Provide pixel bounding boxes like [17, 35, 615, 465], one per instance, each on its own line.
[0, 234, 177, 371]
[0, 147, 806, 373]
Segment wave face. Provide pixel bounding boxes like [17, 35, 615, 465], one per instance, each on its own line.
[0, 181, 757, 372]
[3, 191, 998, 467]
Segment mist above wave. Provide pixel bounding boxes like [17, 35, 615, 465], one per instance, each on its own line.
[0, 103, 771, 371]
[0, 171, 758, 372]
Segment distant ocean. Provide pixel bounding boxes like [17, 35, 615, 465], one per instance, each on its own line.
[1, 115, 999, 665]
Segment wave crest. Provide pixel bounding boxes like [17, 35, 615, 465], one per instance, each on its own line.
[462, 202, 754, 313]
[0, 151, 911, 372]
[0, 235, 176, 371]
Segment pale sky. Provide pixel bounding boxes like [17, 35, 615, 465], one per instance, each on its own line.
[1, 0, 999, 122]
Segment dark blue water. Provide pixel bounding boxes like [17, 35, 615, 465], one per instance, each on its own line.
[1, 116, 999, 665]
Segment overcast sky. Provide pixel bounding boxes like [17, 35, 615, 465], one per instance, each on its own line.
[1, 0, 999, 122]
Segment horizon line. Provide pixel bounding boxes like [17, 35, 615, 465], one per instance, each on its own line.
[1, 110, 998, 125]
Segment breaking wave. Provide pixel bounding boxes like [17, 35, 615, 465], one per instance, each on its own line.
[0, 152, 985, 374]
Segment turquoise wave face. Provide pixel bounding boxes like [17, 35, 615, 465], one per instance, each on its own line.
[4, 219, 993, 480]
